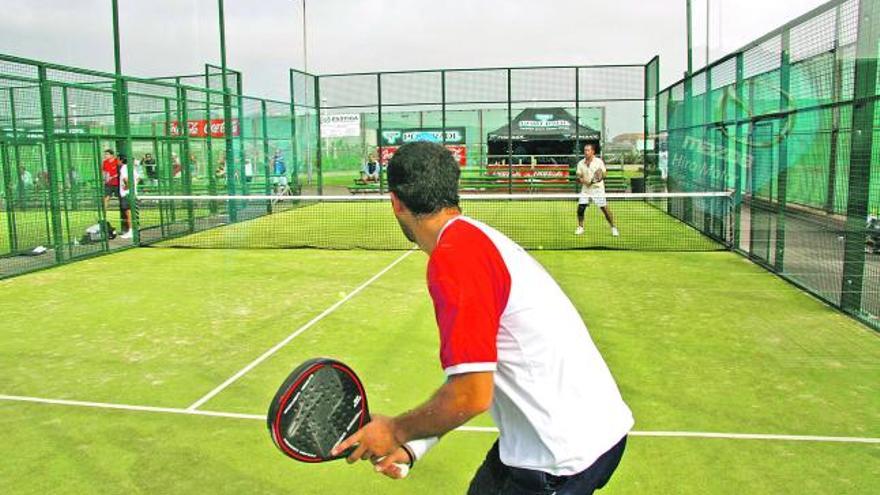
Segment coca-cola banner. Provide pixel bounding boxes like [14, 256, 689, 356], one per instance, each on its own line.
[169, 119, 240, 138]
[380, 145, 467, 167]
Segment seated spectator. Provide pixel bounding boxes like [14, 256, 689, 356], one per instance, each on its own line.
[272, 149, 286, 175]
[172, 153, 182, 179]
[19, 166, 32, 189]
[361, 153, 381, 182]
[272, 150, 289, 194]
[244, 158, 254, 183]
[867, 215, 880, 254]
[143, 153, 158, 184]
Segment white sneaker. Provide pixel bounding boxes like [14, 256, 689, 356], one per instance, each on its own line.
[575, 226, 584, 235]
[611, 227, 620, 237]
[120, 230, 133, 239]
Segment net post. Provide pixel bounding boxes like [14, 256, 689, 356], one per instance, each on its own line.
[774, 27, 791, 271]
[840, 0, 879, 313]
[36, 64, 65, 263]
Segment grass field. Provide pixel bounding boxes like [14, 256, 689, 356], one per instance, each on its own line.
[1, 244, 878, 494]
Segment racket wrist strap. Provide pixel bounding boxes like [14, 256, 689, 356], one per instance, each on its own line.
[404, 437, 439, 465]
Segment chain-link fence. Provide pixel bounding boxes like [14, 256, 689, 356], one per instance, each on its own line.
[294, 62, 652, 196]
[657, 0, 879, 330]
[0, 53, 300, 278]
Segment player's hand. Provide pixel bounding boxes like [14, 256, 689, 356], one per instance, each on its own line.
[371, 447, 412, 479]
[333, 414, 402, 464]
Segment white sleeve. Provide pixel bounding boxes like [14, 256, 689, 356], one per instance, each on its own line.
[403, 437, 439, 465]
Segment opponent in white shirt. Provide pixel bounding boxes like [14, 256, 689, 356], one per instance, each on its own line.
[575, 143, 619, 237]
[118, 155, 140, 240]
[334, 142, 632, 494]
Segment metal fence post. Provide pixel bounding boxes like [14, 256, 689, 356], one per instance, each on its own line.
[376, 73, 382, 195]
[36, 65, 65, 263]
[826, 3, 844, 214]
[288, 70, 299, 195]
[507, 69, 513, 195]
[733, 52, 745, 248]
[314, 75, 323, 195]
[774, 28, 791, 271]
[840, 0, 879, 313]
[178, 85, 194, 233]
[261, 99, 271, 212]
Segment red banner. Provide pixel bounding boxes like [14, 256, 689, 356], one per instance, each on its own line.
[486, 164, 569, 178]
[380, 145, 467, 167]
[169, 118, 240, 138]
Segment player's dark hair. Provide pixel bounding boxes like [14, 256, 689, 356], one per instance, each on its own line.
[104, 149, 115, 155]
[387, 141, 460, 216]
[584, 141, 601, 154]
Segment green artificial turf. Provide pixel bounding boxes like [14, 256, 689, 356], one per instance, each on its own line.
[0, 247, 877, 493]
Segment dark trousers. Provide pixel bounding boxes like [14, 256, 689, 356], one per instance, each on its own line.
[467, 436, 626, 495]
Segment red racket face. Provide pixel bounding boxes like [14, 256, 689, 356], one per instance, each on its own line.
[267, 358, 369, 462]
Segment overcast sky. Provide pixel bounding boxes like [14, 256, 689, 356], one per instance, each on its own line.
[0, 0, 829, 100]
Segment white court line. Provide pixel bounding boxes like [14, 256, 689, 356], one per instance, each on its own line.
[0, 394, 263, 421]
[186, 249, 416, 411]
[2, 394, 878, 445]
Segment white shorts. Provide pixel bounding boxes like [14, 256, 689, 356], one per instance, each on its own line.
[578, 188, 607, 208]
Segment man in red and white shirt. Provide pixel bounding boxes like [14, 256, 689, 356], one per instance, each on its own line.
[334, 142, 633, 494]
[101, 149, 120, 212]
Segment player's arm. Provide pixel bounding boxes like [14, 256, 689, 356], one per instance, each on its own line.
[335, 253, 506, 476]
[395, 371, 493, 441]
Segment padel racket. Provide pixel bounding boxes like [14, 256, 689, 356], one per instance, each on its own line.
[267, 358, 410, 475]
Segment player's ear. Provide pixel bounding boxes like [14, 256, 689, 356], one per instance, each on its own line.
[389, 192, 405, 215]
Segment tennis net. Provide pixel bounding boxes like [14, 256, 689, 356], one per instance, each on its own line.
[136, 192, 734, 251]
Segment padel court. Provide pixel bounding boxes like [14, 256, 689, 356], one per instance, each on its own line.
[1, 233, 877, 493]
[1, 0, 879, 493]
